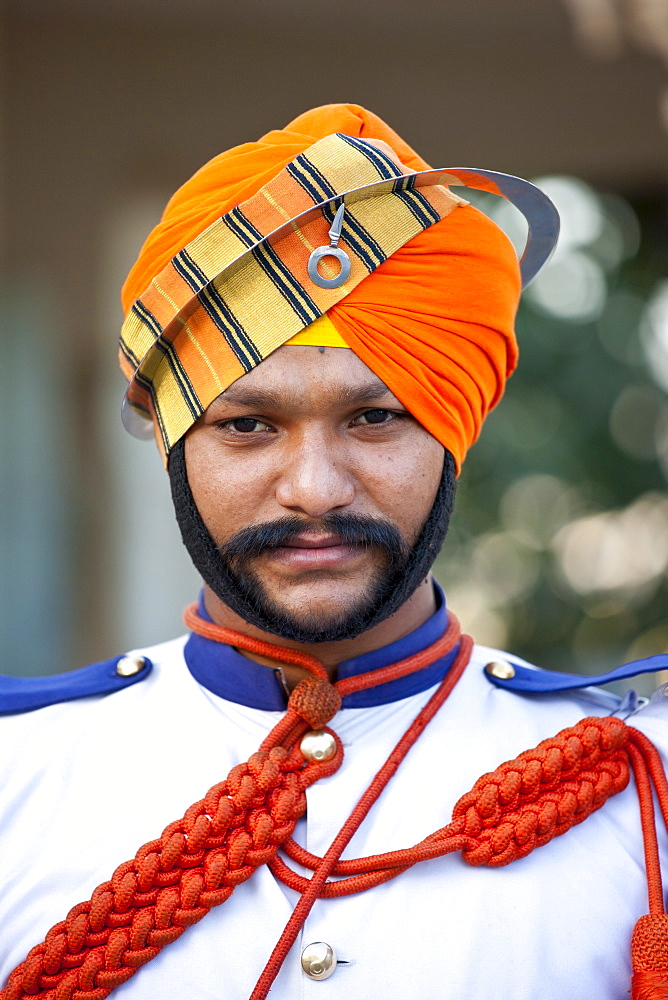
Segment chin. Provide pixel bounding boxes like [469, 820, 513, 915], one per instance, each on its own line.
[264, 577, 381, 616]
[246, 585, 384, 644]
[265, 599, 359, 629]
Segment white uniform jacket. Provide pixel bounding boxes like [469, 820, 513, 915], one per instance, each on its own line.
[1, 598, 667, 1000]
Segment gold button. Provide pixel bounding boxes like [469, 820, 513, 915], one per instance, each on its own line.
[116, 655, 146, 678]
[301, 941, 337, 980]
[300, 730, 337, 763]
[485, 659, 516, 680]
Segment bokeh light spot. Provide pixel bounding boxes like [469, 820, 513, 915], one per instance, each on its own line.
[552, 492, 668, 600]
[532, 175, 605, 253]
[499, 474, 582, 549]
[598, 291, 646, 365]
[641, 280, 668, 392]
[526, 250, 607, 322]
[495, 391, 563, 449]
[609, 384, 667, 461]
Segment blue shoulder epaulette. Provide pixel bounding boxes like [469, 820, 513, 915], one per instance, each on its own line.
[0, 654, 153, 716]
[484, 653, 668, 694]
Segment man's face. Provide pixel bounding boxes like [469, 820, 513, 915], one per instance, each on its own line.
[185, 345, 444, 639]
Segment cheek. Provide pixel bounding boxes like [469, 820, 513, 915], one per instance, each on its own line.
[361, 434, 444, 538]
[184, 433, 272, 542]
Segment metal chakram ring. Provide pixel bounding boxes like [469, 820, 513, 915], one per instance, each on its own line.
[307, 203, 351, 289]
[307, 245, 351, 289]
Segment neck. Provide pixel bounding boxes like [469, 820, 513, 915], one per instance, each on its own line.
[202, 575, 437, 689]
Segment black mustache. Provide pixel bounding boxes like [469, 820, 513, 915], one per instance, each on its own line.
[218, 513, 409, 562]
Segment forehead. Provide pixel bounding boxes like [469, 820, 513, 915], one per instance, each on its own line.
[208, 345, 397, 411]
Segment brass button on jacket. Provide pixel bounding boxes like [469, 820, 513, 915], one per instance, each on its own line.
[301, 941, 337, 981]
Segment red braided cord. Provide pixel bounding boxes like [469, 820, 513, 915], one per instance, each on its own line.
[631, 728, 668, 843]
[628, 739, 665, 916]
[184, 604, 464, 697]
[627, 729, 668, 999]
[183, 604, 329, 678]
[0, 699, 341, 1000]
[1, 616, 461, 999]
[335, 612, 462, 696]
[249, 633, 474, 999]
[269, 852, 418, 896]
[249, 713, 641, 1000]
[5, 608, 668, 1000]
[265, 714, 632, 898]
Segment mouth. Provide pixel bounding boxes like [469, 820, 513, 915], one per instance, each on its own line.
[267, 532, 365, 570]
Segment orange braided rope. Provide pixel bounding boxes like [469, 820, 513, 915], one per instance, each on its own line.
[1, 717, 342, 1000]
[181, 606, 331, 679]
[0, 612, 463, 1000]
[182, 602, 464, 694]
[272, 713, 632, 891]
[2, 609, 668, 1000]
[255, 717, 668, 1000]
[250, 632, 473, 999]
[628, 731, 668, 1000]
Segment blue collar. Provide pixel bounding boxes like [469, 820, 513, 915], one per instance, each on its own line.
[183, 583, 458, 710]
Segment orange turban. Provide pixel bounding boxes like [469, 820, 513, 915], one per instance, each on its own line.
[121, 104, 521, 470]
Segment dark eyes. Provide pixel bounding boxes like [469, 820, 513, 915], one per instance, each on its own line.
[220, 409, 399, 434]
[352, 409, 396, 425]
[225, 417, 271, 433]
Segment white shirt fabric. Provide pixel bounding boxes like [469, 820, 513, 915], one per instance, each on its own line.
[1, 635, 667, 1000]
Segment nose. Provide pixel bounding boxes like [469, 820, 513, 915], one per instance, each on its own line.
[275, 433, 355, 517]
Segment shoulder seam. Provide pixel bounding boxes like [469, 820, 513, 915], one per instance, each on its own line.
[0, 655, 153, 715]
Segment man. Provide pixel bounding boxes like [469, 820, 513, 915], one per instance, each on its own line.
[1, 104, 667, 1000]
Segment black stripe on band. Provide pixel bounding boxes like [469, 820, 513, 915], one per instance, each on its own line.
[336, 134, 403, 180]
[152, 337, 202, 419]
[339, 134, 441, 228]
[119, 338, 140, 368]
[253, 243, 320, 325]
[197, 285, 262, 371]
[229, 207, 320, 324]
[132, 300, 162, 338]
[173, 250, 209, 294]
[224, 207, 263, 248]
[131, 296, 200, 418]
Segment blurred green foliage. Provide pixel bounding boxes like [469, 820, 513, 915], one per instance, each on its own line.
[434, 183, 668, 676]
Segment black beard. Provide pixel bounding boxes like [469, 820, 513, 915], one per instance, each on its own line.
[168, 437, 456, 643]
[213, 512, 410, 643]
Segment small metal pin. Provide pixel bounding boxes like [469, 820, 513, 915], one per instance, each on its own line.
[307, 203, 352, 290]
[327, 203, 346, 247]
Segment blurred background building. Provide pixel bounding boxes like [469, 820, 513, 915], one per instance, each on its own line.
[2, 0, 667, 683]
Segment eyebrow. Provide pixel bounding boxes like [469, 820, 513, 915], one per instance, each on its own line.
[218, 377, 394, 410]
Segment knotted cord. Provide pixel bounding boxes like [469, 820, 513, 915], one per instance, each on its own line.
[2, 609, 667, 1000]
